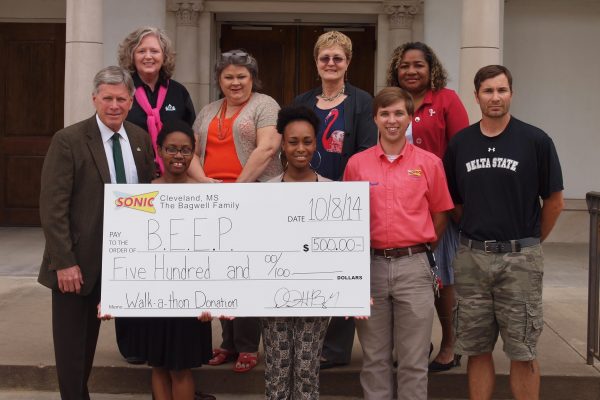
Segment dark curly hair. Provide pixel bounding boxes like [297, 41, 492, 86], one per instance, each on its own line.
[386, 42, 448, 91]
[157, 120, 195, 149]
[276, 105, 320, 137]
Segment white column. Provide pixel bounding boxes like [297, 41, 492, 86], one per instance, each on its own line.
[378, 1, 422, 92]
[459, 0, 503, 122]
[424, 0, 462, 92]
[197, 11, 213, 109]
[412, 3, 425, 42]
[384, 1, 421, 54]
[376, 14, 390, 94]
[168, 0, 203, 110]
[64, 0, 103, 126]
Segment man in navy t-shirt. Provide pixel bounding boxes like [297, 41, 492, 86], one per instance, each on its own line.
[444, 65, 564, 400]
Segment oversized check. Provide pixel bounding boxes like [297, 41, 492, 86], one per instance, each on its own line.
[100, 182, 370, 317]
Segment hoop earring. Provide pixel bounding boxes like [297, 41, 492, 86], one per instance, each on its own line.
[278, 151, 288, 170]
[310, 151, 322, 171]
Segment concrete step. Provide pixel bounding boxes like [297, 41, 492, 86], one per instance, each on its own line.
[1, 238, 599, 400]
[0, 394, 490, 400]
[1, 392, 356, 400]
[2, 362, 599, 400]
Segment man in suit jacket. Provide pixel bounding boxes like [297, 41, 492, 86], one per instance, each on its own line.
[38, 66, 155, 400]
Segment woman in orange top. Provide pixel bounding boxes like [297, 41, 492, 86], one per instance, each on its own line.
[189, 50, 281, 183]
[188, 50, 282, 373]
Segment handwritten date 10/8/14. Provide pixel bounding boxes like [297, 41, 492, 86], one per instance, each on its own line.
[308, 195, 361, 222]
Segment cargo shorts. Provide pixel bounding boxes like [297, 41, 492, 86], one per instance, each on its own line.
[453, 243, 544, 361]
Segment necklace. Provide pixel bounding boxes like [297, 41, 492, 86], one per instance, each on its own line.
[217, 98, 249, 140]
[319, 85, 345, 102]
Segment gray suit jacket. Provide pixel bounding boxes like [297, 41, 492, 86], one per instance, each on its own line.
[38, 116, 155, 296]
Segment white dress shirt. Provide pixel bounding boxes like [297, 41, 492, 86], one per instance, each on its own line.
[406, 121, 414, 144]
[96, 114, 139, 184]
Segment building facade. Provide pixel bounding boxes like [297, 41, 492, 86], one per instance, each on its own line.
[0, 0, 597, 241]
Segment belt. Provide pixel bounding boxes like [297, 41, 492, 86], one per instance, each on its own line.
[371, 244, 428, 259]
[459, 236, 540, 253]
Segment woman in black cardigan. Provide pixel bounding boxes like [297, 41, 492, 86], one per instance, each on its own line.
[293, 30, 377, 368]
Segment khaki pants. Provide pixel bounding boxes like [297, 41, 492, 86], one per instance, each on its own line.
[356, 253, 434, 400]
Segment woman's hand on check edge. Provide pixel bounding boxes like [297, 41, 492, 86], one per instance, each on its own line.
[197, 312, 235, 321]
[199, 176, 223, 183]
[197, 311, 213, 322]
[349, 297, 373, 320]
[97, 303, 112, 320]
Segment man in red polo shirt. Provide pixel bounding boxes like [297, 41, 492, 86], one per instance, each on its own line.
[344, 86, 453, 400]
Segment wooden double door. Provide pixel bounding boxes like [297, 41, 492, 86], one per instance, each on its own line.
[220, 24, 376, 106]
[0, 23, 373, 226]
[0, 23, 65, 226]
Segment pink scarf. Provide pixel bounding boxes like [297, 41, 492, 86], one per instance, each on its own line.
[135, 81, 168, 173]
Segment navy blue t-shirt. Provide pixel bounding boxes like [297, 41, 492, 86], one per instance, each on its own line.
[444, 117, 563, 241]
[313, 102, 346, 181]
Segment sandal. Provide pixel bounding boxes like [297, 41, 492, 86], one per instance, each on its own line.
[232, 352, 259, 373]
[208, 348, 236, 366]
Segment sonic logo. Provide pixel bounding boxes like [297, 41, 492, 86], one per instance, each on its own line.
[115, 191, 158, 214]
[408, 169, 422, 177]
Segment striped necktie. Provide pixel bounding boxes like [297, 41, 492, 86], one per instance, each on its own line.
[111, 133, 127, 184]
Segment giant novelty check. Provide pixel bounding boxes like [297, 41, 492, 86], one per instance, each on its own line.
[100, 182, 370, 317]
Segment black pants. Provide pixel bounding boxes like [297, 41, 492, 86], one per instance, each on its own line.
[52, 283, 101, 400]
[321, 317, 355, 364]
[220, 317, 261, 353]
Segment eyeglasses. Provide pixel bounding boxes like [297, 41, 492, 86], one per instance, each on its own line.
[221, 51, 249, 63]
[163, 146, 193, 156]
[318, 55, 346, 64]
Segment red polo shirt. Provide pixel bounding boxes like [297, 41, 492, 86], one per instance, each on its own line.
[411, 88, 469, 158]
[344, 143, 453, 249]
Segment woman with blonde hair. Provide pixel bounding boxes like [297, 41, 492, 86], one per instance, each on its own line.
[115, 29, 213, 389]
[294, 30, 377, 369]
[118, 26, 196, 174]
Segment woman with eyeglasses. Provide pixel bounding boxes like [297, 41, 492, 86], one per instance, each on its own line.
[294, 30, 377, 370]
[143, 120, 214, 400]
[387, 42, 469, 372]
[188, 49, 282, 373]
[116, 27, 212, 376]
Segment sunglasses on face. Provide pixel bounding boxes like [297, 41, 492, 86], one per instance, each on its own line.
[162, 146, 193, 156]
[318, 55, 346, 64]
[221, 51, 249, 63]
